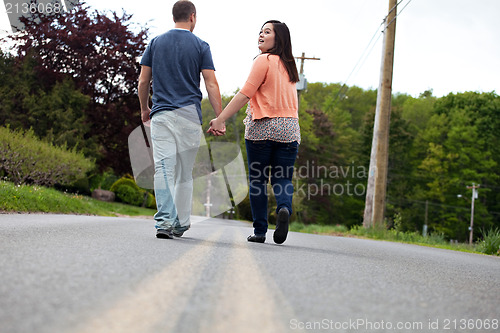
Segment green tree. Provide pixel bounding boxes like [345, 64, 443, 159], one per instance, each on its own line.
[293, 83, 375, 226]
[400, 90, 436, 135]
[0, 51, 97, 157]
[413, 93, 499, 241]
[25, 79, 94, 153]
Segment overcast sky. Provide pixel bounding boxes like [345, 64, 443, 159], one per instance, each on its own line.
[2, 0, 499, 98]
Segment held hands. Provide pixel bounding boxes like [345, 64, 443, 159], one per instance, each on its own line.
[207, 118, 226, 136]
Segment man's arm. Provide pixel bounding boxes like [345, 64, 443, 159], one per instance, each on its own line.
[201, 69, 222, 117]
[138, 65, 153, 123]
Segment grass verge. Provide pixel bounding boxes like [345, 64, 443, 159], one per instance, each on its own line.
[290, 222, 488, 255]
[0, 181, 155, 217]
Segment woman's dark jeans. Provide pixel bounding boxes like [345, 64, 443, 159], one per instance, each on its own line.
[245, 139, 299, 236]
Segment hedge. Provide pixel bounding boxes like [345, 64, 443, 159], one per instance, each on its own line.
[0, 126, 94, 187]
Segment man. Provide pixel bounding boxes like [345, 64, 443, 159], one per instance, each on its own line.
[138, 0, 222, 239]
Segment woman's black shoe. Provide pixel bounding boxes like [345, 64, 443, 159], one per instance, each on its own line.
[247, 235, 266, 243]
[274, 207, 289, 244]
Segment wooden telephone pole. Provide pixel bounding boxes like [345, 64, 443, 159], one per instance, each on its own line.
[295, 52, 320, 76]
[295, 52, 320, 106]
[363, 0, 398, 228]
[294, 52, 320, 110]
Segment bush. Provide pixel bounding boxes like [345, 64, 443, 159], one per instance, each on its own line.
[89, 171, 119, 191]
[0, 126, 94, 187]
[144, 191, 156, 209]
[477, 228, 500, 255]
[235, 194, 252, 221]
[114, 183, 143, 206]
[110, 175, 156, 208]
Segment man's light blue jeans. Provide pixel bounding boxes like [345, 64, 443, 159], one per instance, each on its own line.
[150, 109, 202, 230]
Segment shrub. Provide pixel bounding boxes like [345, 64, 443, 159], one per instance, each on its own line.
[0, 126, 94, 187]
[110, 175, 156, 208]
[477, 228, 500, 255]
[114, 183, 143, 206]
[89, 171, 119, 191]
[144, 191, 156, 209]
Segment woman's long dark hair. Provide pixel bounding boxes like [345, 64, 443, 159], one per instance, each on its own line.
[261, 20, 299, 83]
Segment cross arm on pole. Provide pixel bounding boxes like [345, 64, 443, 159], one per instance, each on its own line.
[294, 52, 320, 75]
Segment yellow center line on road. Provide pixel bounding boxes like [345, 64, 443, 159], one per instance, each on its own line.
[74, 230, 224, 333]
[200, 228, 298, 333]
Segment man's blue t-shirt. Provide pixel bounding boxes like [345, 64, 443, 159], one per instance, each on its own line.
[140, 29, 215, 123]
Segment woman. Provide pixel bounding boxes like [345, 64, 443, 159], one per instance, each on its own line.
[208, 20, 300, 244]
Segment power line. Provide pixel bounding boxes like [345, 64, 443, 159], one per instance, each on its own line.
[386, 0, 414, 30]
[347, 0, 410, 82]
[388, 196, 470, 211]
[387, 196, 500, 216]
[331, 22, 384, 105]
[331, 0, 414, 106]
[388, 171, 500, 192]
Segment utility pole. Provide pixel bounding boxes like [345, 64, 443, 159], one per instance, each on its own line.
[295, 52, 320, 76]
[295, 52, 320, 102]
[467, 183, 479, 244]
[205, 175, 212, 217]
[294, 52, 319, 223]
[363, 0, 398, 228]
[423, 200, 428, 237]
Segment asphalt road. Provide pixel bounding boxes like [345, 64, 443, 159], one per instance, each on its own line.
[0, 214, 499, 333]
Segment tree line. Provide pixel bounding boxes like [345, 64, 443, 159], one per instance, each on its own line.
[1, 3, 498, 241]
[202, 84, 499, 242]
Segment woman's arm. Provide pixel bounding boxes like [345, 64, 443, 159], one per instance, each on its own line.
[208, 55, 267, 135]
[208, 92, 250, 135]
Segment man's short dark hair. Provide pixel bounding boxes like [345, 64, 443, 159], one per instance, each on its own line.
[173, 1, 196, 22]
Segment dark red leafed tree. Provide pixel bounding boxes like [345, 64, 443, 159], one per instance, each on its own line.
[8, 2, 149, 173]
